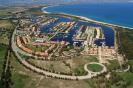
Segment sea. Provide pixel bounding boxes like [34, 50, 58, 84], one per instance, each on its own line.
[43, 3, 133, 28]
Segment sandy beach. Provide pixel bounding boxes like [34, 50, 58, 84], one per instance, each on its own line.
[41, 7, 50, 13]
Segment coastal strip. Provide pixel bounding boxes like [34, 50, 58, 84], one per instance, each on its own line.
[42, 6, 133, 30]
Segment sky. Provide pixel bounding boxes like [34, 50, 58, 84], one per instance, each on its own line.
[0, 0, 132, 6]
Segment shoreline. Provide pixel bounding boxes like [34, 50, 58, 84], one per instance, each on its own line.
[70, 14, 133, 29]
[41, 5, 60, 14]
[42, 6, 133, 30]
[41, 7, 50, 13]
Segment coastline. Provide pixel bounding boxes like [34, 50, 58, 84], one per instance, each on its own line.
[41, 7, 49, 13]
[73, 14, 133, 29]
[42, 6, 133, 30]
[41, 5, 60, 14]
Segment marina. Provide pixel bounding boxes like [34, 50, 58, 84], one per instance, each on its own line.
[40, 16, 114, 47]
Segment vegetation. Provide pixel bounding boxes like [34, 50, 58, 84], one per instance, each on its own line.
[94, 29, 97, 38]
[0, 44, 8, 76]
[11, 73, 30, 88]
[0, 31, 10, 45]
[112, 27, 133, 88]
[87, 64, 103, 72]
[128, 60, 133, 72]
[61, 45, 74, 52]
[10, 52, 35, 88]
[116, 27, 133, 60]
[84, 56, 98, 62]
[25, 44, 49, 52]
[0, 20, 15, 45]
[0, 50, 12, 88]
[26, 6, 47, 16]
[106, 59, 120, 71]
[0, 7, 26, 17]
[0, 20, 13, 29]
[117, 72, 133, 87]
[72, 17, 79, 22]
[0, 9, 10, 17]
[74, 65, 87, 76]
[84, 71, 133, 88]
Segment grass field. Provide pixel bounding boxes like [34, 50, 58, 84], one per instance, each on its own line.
[87, 64, 103, 72]
[12, 73, 30, 88]
[10, 53, 91, 88]
[84, 56, 98, 62]
[0, 20, 13, 29]
[0, 7, 26, 17]
[27, 6, 46, 16]
[74, 65, 87, 76]
[26, 55, 98, 75]
[10, 53, 35, 88]
[0, 31, 10, 45]
[106, 59, 120, 71]
[117, 72, 133, 88]
[0, 10, 10, 17]
[128, 60, 133, 72]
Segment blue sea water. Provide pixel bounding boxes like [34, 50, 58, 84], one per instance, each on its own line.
[44, 3, 133, 28]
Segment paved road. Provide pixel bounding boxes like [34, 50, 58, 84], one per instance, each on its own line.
[12, 27, 107, 80]
[98, 47, 102, 63]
